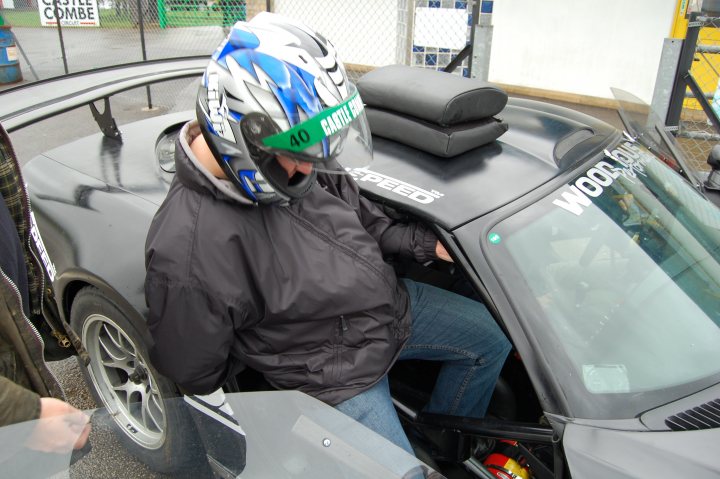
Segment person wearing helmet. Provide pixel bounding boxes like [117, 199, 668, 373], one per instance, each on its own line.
[144, 13, 510, 457]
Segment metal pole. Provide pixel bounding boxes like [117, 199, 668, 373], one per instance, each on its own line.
[469, 0, 493, 81]
[467, 0, 481, 77]
[650, 38, 682, 125]
[10, 32, 39, 81]
[137, 0, 153, 109]
[53, 0, 69, 74]
[404, 0, 415, 66]
[444, 44, 471, 74]
[666, 12, 702, 127]
[684, 70, 720, 132]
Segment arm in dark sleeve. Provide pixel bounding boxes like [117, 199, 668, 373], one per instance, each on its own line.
[332, 173, 439, 262]
[145, 277, 242, 395]
[0, 376, 41, 426]
[0, 376, 40, 462]
[357, 194, 439, 262]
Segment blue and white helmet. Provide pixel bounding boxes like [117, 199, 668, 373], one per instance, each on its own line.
[197, 13, 372, 204]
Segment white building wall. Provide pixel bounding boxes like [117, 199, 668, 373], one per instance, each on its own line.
[489, 0, 678, 102]
[273, 0, 678, 103]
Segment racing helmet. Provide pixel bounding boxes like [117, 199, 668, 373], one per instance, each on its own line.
[196, 13, 372, 204]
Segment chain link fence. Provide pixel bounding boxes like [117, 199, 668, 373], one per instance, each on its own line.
[0, 0, 472, 95]
[674, 15, 720, 172]
[1, 0, 473, 161]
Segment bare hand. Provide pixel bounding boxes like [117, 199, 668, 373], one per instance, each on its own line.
[435, 241, 454, 263]
[25, 397, 91, 453]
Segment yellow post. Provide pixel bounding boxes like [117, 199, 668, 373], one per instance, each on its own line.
[670, 0, 690, 39]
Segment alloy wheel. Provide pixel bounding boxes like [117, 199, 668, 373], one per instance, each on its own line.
[82, 313, 166, 449]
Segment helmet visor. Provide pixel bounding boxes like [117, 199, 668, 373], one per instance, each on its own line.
[243, 85, 373, 174]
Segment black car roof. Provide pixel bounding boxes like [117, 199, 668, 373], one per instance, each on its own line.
[356, 97, 620, 230]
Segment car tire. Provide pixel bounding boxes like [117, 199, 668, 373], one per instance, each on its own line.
[70, 286, 203, 474]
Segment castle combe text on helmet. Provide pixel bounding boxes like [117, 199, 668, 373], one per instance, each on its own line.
[320, 94, 364, 137]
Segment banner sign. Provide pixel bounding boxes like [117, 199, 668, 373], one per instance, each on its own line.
[38, 0, 101, 27]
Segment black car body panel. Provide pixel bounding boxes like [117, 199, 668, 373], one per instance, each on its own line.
[20, 113, 189, 326]
[564, 423, 720, 478]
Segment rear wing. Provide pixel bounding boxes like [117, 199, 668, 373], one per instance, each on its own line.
[0, 56, 207, 136]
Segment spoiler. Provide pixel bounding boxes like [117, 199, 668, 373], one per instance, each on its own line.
[0, 56, 208, 135]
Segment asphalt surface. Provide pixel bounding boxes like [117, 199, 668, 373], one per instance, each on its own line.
[3, 25, 625, 478]
[47, 359, 171, 479]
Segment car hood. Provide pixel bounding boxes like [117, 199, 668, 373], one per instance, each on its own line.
[564, 423, 720, 478]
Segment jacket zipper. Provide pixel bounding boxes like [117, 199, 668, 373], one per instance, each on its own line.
[5, 149, 67, 394]
[26, 231, 70, 349]
[16, 148, 70, 349]
[335, 315, 347, 384]
[339, 315, 348, 333]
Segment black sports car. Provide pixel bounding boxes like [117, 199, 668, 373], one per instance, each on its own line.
[2, 58, 719, 479]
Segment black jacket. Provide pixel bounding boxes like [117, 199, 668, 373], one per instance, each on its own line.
[145, 122, 438, 405]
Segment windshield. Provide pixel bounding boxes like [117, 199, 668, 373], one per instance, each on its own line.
[611, 87, 699, 188]
[487, 137, 720, 419]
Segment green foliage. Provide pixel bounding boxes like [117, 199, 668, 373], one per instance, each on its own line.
[1, 10, 41, 27]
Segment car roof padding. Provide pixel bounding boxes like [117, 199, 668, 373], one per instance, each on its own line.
[356, 65, 509, 158]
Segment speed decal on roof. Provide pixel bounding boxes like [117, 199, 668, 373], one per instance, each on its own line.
[347, 168, 444, 205]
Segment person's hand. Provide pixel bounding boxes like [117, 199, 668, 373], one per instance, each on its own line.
[435, 241, 453, 263]
[25, 397, 91, 453]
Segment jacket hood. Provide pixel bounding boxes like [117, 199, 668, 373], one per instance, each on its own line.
[175, 121, 253, 206]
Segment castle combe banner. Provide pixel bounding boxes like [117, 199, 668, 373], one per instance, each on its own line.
[38, 0, 101, 27]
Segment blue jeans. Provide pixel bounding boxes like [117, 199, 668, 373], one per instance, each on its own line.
[336, 279, 511, 455]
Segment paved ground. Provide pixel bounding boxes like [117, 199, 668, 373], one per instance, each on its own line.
[47, 359, 170, 479]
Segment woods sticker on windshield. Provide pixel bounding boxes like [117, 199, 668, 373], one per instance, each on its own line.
[551, 135, 650, 216]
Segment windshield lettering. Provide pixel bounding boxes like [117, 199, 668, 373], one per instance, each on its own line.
[553, 139, 653, 216]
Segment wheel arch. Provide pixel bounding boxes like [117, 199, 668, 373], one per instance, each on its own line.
[57, 269, 149, 339]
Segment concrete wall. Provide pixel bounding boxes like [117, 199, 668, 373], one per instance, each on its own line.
[266, 0, 677, 103]
[489, 0, 677, 103]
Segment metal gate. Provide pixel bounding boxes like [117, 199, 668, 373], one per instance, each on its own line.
[666, 11, 720, 171]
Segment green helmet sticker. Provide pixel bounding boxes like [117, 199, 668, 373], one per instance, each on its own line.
[488, 232, 502, 245]
[262, 91, 364, 153]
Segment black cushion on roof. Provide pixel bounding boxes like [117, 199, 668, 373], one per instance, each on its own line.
[357, 64, 508, 126]
[356, 65, 508, 157]
[365, 108, 508, 158]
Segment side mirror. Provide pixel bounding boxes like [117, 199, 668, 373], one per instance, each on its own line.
[705, 145, 720, 190]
